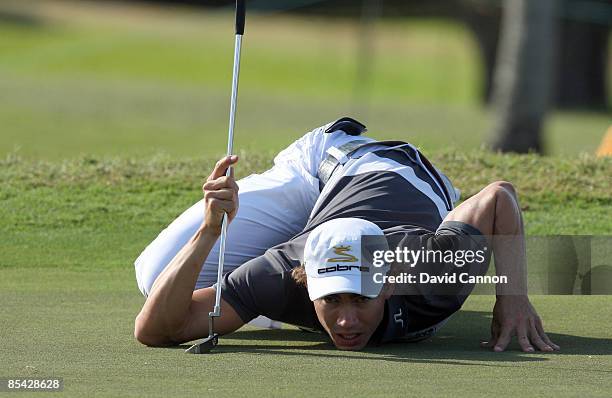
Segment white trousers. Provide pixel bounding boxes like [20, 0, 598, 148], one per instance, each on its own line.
[134, 122, 373, 297]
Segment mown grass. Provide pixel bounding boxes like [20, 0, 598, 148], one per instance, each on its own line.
[1, 269, 611, 397]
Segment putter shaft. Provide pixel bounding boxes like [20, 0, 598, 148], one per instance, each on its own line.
[187, 1, 245, 355]
[212, 33, 242, 318]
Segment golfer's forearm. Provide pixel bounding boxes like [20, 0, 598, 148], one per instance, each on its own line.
[494, 249, 528, 296]
[135, 226, 218, 344]
[492, 195, 528, 296]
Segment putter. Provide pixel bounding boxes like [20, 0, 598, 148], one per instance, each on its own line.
[186, 0, 246, 355]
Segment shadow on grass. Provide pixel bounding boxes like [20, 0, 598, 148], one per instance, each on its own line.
[171, 310, 612, 368]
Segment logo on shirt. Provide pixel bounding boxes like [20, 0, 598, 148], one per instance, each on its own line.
[327, 245, 359, 263]
[393, 308, 404, 328]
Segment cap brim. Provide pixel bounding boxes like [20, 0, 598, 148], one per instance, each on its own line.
[306, 274, 382, 301]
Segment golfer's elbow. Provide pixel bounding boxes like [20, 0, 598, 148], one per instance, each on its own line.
[134, 313, 173, 347]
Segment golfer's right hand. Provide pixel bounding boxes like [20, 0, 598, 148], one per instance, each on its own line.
[202, 155, 240, 234]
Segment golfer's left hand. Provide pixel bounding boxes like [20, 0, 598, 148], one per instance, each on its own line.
[202, 155, 240, 233]
[481, 295, 560, 353]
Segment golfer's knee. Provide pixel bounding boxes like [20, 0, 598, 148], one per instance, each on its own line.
[484, 181, 519, 218]
[486, 181, 517, 199]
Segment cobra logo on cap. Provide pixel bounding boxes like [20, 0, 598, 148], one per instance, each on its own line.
[318, 245, 369, 274]
[327, 245, 358, 263]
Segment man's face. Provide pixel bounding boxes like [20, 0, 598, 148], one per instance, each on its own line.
[313, 293, 387, 350]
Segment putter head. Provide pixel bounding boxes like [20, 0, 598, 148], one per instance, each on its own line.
[185, 334, 219, 354]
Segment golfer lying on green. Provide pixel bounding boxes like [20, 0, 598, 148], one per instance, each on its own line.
[134, 120, 559, 352]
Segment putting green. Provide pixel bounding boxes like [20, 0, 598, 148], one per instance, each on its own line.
[1, 267, 611, 397]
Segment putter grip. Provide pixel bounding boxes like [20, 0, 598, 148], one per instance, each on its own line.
[236, 0, 246, 35]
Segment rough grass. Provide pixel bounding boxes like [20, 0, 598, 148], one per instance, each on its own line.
[2, 150, 611, 204]
[1, 151, 610, 272]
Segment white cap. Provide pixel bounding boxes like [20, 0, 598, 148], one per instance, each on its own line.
[304, 218, 390, 301]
